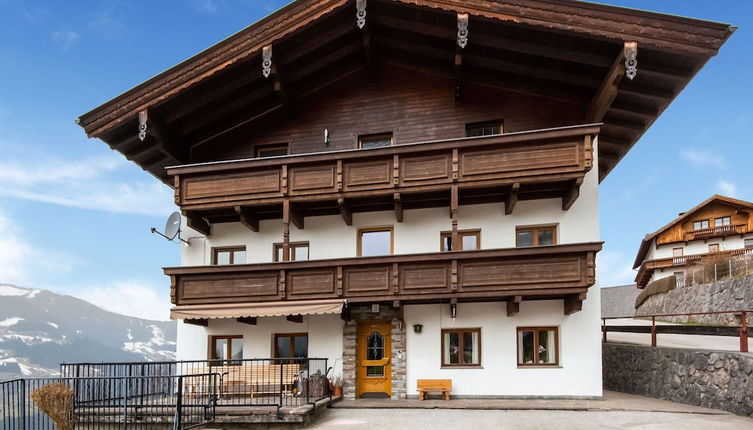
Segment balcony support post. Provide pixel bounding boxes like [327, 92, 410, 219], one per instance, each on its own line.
[282, 200, 291, 261]
[505, 182, 519, 215]
[450, 184, 459, 251]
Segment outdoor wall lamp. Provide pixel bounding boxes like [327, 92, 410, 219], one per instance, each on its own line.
[413, 324, 423, 334]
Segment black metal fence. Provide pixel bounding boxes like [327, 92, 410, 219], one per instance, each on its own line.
[59, 358, 331, 409]
[1, 373, 216, 429]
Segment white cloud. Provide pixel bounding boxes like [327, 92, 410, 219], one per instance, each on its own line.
[52, 30, 80, 51]
[716, 180, 738, 198]
[598, 250, 637, 287]
[0, 213, 79, 285]
[680, 148, 726, 169]
[75, 281, 171, 321]
[0, 154, 176, 216]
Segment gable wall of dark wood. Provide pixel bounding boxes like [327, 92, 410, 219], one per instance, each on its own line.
[192, 67, 587, 162]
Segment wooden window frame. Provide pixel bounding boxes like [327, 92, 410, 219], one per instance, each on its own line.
[272, 333, 309, 359]
[255, 143, 289, 158]
[708, 243, 720, 253]
[441, 328, 482, 368]
[516, 327, 559, 367]
[212, 246, 246, 265]
[439, 229, 481, 252]
[714, 216, 731, 227]
[273, 241, 310, 262]
[208, 335, 243, 363]
[745, 238, 753, 249]
[465, 120, 503, 137]
[672, 247, 684, 257]
[357, 226, 394, 257]
[358, 132, 394, 149]
[515, 224, 558, 247]
[693, 219, 710, 230]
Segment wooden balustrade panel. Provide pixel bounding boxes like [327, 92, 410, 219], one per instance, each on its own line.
[287, 269, 336, 298]
[182, 170, 281, 203]
[180, 272, 278, 303]
[344, 266, 392, 295]
[459, 257, 583, 291]
[398, 154, 452, 185]
[399, 263, 451, 293]
[343, 159, 393, 190]
[460, 140, 580, 179]
[288, 164, 336, 195]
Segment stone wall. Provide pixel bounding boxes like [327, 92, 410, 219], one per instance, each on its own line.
[342, 305, 406, 400]
[603, 343, 753, 417]
[601, 284, 640, 318]
[637, 275, 753, 325]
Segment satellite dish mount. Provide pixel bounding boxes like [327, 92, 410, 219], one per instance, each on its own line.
[151, 212, 191, 246]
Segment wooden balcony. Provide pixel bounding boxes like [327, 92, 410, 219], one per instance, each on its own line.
[166, 124, 598, 231]
[165, 242, 601, 315]
[636, 248, 753, 287]
[684, 224, 748, 241]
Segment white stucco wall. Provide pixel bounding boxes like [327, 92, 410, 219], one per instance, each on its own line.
[404, 299, 602, 397]
[176, 314, 344, 377]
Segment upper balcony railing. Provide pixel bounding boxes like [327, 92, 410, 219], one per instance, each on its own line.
[684, 224, 747, 241]
[166, 124, 598, 223]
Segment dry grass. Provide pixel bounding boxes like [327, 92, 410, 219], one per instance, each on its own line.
[31, 383, 75, 430]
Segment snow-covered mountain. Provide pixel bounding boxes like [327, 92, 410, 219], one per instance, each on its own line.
[0, 284, 176, 380]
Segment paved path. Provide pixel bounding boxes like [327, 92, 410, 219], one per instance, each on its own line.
[319, 391, 753, 429]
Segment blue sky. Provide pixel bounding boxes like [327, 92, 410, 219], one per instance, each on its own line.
[0, 0, 750, 320]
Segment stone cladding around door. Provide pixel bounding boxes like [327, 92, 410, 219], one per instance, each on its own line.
[342, 305, 406, 400]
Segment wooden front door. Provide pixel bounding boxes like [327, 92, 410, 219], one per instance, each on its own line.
[356, 321, 392, 398]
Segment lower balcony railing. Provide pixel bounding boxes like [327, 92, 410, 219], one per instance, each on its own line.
[165, 242, 601, 307]
[636, 248, 753, 287]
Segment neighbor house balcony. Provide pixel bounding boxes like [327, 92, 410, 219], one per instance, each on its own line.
[636, 248, 753, 287]
[165, 242, 601, 316]
[684, 224, 749, 241]
[166, 124, 598, 233]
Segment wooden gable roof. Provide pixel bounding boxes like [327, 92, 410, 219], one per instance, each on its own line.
[633, 195, 753, 268]
[77, 0, 735, 184]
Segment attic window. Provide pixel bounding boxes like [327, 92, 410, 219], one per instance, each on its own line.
[466, 120, 502, 137]
[256, 143, 288, 157]
[693, 220, 709, 230]
[359, 133, 393, 149]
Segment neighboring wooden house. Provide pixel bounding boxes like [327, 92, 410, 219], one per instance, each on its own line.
[77, 0, 733, 399]
[634, 195, 753, 289]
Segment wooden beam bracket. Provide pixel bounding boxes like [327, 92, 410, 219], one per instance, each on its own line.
[588, 41, 637, 122]
[507, 295, 522, 317]
[184, 211, 210, 236]
[564, 293, 587, 315]
[505, 182, 520, 215]
[262, 45, 273, 78]
[236, 317, 257, 325]
[286, 314, 304, 323]
[562, 178, 584, 211]
[338, 198, 353, 226]
[394, 193, 403, 223]
[235, 205, 259, 232]
[356, 0, 367, 29]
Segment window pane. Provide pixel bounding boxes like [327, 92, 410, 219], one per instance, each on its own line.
[518, 330, 534, 364]
[745, 239, 753, 249]
[361, 138, 391, 148]
[276, 246, 284, 262]
[233, 250, 246, 264]
[444, 332, 459, 364]
[294, 246, 309, 261]
[517, 231, 533, 247]
[230, 338, 243, 361]
[367, 332, 384, 360]
[463, 331, 479, 365]
[538, 230, 553, 246]
[293, 336, 307, 358]
[537, 330, 556, 364]
[715, 217, 730, 226]
[442, 236, 453, 252]
[366, 366, 384, 377]
[672, 248, 683, 257]
[276, 336, 291, 358]
[216, 251, 230, 265]
[360, 230, 391, 256]
[214, 339, 228, 360]
[462, 234, 478, 250]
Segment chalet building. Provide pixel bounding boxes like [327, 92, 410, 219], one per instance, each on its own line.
[77, 0, 732, 400]
[634, 195, 753, 289]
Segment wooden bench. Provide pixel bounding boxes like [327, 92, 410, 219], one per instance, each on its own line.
[417, 379, 452, 400]
[185, 364, 302, 398]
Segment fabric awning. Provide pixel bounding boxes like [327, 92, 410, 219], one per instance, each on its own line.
[170, 299, 346, 320]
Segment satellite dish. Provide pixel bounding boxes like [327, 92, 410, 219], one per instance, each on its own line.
[165, 212, 181, 240]
[151, 212, 191, 246]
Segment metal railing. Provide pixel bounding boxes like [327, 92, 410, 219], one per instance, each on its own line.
[60, 358, 331, 410]
[602, 310, 751, 353]
[0, 373, 216, 429]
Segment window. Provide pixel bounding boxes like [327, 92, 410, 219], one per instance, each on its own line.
[745, 238, 753, 249]
[440, 229, 481, 252]
[366, 332, 385, 377]
[674, 271, 686, 288]
[516, 225, 557, 247]
[359, 133, 393, 149]
[465, 120, 502, 137]
[441, 328, 481, 367]
[672, 247, 684, 257]
[358, 227, 393, 257]
[273, 242, 310, 262]
[714, 216, 731, 227]
[517, 327, 558, 366]
[693, 220, 709, 230]
[212, 246, 246, 265]
[274, 333, 308, 361]
[708, 243, 720, 253]
[209, 335, 243, 364]
[255, 143, 288, 158]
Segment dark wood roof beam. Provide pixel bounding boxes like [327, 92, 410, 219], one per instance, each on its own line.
[263, 45, 296, 117]
[290, 39, 363, 81]
[235, 205, 260, 232]
[466, 53, 601, 89]
[147, 110, 189, 162]
[618, 85, 674, 104]
[588, 41, 636, 122]
[358, 0, 377, 82]
[454, 13, 468, 102]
